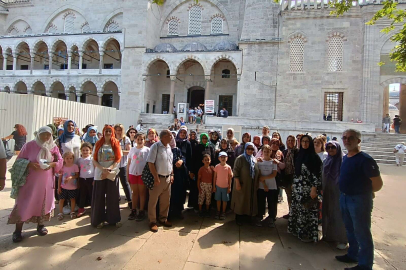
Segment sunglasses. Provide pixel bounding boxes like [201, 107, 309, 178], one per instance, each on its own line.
[326, 146, 337, 150]
[246, 148, 254, 151]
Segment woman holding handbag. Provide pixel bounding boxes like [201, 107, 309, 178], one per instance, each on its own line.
[91, 125, 122, 229]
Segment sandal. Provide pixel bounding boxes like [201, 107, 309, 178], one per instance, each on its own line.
[96, 222, 104, 229]
[57, 213, 64, 221]
[12, 231, 23, 243]
[37, 225, 48, 236]
[70, 212, 76, 219]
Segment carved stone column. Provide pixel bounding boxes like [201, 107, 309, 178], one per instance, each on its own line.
[169, 76, 176, 113]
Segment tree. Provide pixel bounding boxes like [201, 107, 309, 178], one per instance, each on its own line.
[331, 0, 406, 72]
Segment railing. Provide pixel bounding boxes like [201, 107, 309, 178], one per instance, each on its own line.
[281, 0, 406, 10]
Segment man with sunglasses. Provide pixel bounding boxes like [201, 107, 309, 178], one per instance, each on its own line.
[336, 129, 383, 270]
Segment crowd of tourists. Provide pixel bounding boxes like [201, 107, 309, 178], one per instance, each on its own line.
[0, 122, 384, 270]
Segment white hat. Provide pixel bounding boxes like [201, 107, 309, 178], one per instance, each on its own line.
[219, 151, 228, 157]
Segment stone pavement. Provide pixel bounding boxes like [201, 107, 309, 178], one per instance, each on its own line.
[0, 161, 404, 270]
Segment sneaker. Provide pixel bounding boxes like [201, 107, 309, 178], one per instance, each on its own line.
[96, 222, 104, 229]
[335, 254, 358, 263]
[70, 212, 77, 219]
[77, 208, 86, 218]
[336, 243, 348, 250]
[135, 210, 146, 221]
[220, 213, 226, 220]
[128, 210, 137, 220]
[214, 211, 220, 220]
[150, 223, 158, 232]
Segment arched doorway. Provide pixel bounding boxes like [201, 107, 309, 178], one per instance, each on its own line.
[144, 59, 171, 113]
[14, 81, 27, 94]
[187, 86, 205, 109]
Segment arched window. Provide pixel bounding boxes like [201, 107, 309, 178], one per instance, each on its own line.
[289, 36, 305, 72]
[222, 69, 230, 78]
[64, 14, 75, 33]
[188, 5, 202, 35]
[81, 23, 90, 33]
[211, 17, 223, 34]
[47, 24, 58, 34]
[168, 19, 179, 36]
[327, 35, 344, 72]
[106, 21, 120, 32]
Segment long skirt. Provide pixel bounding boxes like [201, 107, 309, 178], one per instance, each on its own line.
[322, 177, 348, 243]
[91, 179, 121, 227]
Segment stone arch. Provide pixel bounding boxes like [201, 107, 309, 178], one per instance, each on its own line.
[13, 80, 28, 93]
[185, 81, 206, 89]
[208, 55, 239, 74]
[15, 40, 30, 51]
[50, 79, 66, 92]
[174, 55, 206, 75]
[4, 86, 11, 93]
[288, 32, 308, 43]
[380, 77, 406, 88]
[161, 0, 231, 28]
[101, 79, 119, 92]
[101, 36, 123, 52]
[80, 78, 99, 92]
[32, 39, 50, 53]
[144, 56, 174, 75]
[31, 79, 47, 96]
[81, 37, 100, 53]
[326, 31, 347, 42]
[100, 9, 123, 31]
[5, 17, 33, 34]
[50, 38, 68, 52]
[41, 5, 89, 33]
[101, 80, 120, 108]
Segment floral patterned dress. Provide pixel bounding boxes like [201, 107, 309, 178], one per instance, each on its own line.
[288, 163, 322, 242]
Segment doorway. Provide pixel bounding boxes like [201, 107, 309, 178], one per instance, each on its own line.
[187, 87, 205, 109]
[219, 95, 233, 116]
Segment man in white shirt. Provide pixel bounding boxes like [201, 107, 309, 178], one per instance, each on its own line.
[0, 142, 7, 191]
[394, 142, 406, 166]
[147, 130, 174, 232]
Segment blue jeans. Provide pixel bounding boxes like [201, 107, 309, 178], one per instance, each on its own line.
[340, 193, 374, 270]
[394, 125, 400, 134]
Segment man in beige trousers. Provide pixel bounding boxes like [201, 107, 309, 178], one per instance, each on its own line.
[147, 130, 174, 232]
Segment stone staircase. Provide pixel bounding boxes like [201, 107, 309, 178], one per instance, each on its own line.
[362, 133, 406, 164]
[138, 113, 174, 132]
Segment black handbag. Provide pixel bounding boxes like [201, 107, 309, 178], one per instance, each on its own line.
[141, 146, 160, 190]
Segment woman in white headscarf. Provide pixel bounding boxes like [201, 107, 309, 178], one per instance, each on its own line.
[8, 126, 63, 243]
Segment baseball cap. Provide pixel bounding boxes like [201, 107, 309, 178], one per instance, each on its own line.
[219, 152, 227, 157]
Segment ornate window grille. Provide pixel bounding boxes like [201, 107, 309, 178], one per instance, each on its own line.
[211, 17, 223, 34]
[324, 92, 343, 121]
[64, 14, 75, 33]
[188, 5, 202, 35]
[328, 36, 344, 72]
[47, 24, 57, 34]
[106, 21, 120, 32]
[289, 37, 305, 72]
[168, 19, 179, 36]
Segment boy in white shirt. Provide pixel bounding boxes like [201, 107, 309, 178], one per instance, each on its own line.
[257, 145, 278, 227]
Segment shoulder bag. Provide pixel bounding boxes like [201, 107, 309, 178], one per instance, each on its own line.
[141, 145, 160, 190]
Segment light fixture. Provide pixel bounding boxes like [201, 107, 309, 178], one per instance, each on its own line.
[157, 73, 161, 76]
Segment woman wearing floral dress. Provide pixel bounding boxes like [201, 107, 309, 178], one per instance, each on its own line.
[288, 134, 322, 242]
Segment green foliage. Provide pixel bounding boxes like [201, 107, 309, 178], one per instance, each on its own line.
[331, 0, 406, 72]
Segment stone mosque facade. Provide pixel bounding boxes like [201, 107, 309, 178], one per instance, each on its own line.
[0, 0, 405, 133]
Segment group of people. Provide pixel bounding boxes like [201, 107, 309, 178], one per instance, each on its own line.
[382, 114, 402, 133]
[1, 122, 384, 270]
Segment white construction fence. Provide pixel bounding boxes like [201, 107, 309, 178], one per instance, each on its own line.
[0, 93, 138, 146]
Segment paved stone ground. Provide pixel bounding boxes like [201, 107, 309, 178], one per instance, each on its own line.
[0, 158, 404, 270]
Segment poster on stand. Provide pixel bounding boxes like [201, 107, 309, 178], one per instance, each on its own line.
[205, 100, 215, 114]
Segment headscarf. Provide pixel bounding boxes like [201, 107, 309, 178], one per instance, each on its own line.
[59, 120, 76, 143]
[46, 124, 57, 140]
[35, 126, 56, 162]
[220, 139, 230, 151]
[83, 126, 98, 145]
[241, 132, 251, 147]
[243, 142, 256, 179]
[323, 141, 343, 184]
[93, 125, 122, 163]
[227, 128, 235, 140]
[200, 133, 209, 147]
[253, 136, 261, 149]
[284, 135, 297, 175]
[294, 134, 322, 177]
[169, 132, 177, 149]
[210, 130, 221, 145]
[147, 128, 159, 143]
[176, 128, 188, 143]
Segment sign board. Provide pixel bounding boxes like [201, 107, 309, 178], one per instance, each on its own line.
[205, 100, 215, 114]
[177, 103, 188, 122]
